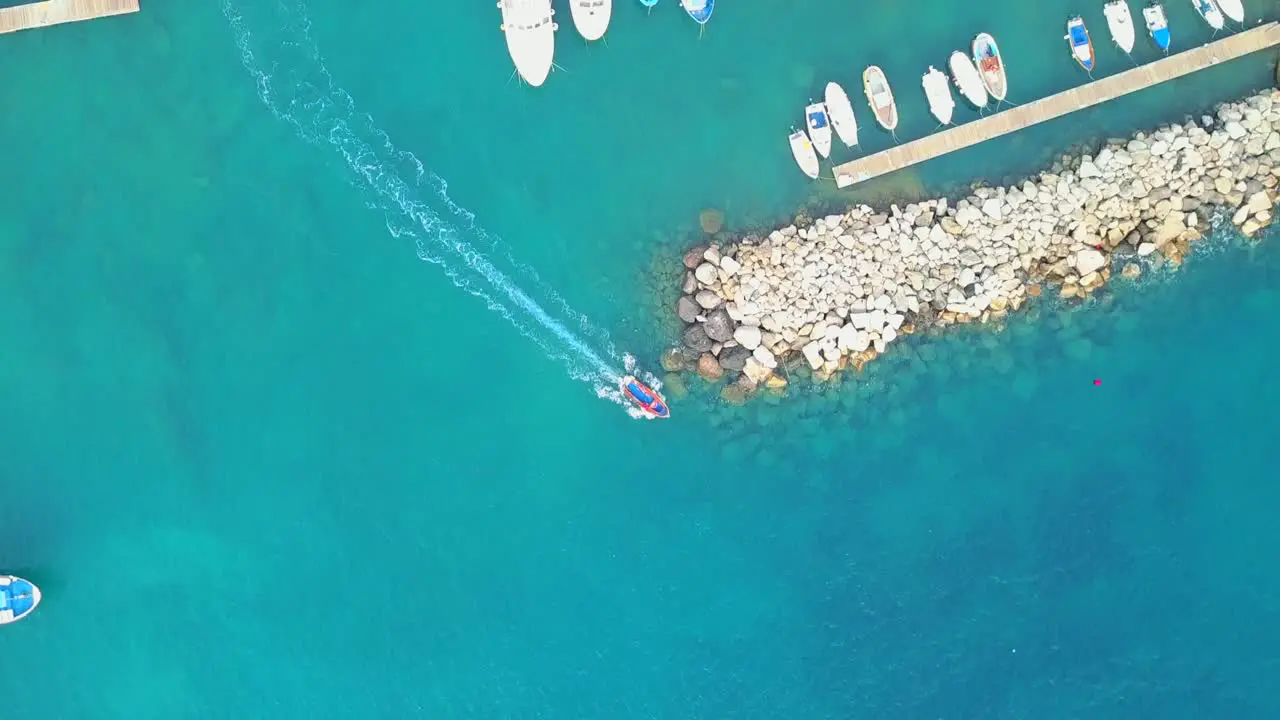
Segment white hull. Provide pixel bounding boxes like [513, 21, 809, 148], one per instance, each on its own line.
[805, 103, 833, 158]
[863, 66, 899, 132]
[1194, 0, 1225, 30]
[1217, 0, 1244, 23]
[972, 33, 1007, 102]
[789, 130, 821, 179]
[569, 0, 611, 41]
[1105, 1, 1137, 53]
[922, 67, 954, 125]
[824, 82, 859, 147]
[499, 0, 556, 87]
[948, 51, 988, 108]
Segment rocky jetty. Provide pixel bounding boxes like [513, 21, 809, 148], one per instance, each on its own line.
[665, 89, 1280, 397]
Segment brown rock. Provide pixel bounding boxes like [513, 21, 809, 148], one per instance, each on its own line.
[683, 246, 708, 270]
[660, 348, 686, 372]
[699, 209, 725, 234]
[697, 353, 724, 381]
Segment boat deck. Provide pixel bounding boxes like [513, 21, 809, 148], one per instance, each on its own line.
[833, 22, 1280, 188]
[0, 0, 139, 35]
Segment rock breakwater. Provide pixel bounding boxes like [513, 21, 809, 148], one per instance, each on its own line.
[664, 89, 1280, 398]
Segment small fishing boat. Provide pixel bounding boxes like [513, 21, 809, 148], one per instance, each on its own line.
[498, 0, 557, 88]
[1216, 0, 1244, 23]
[922, 66, 955, 125]
[805, 102, 833, 158]
[1065, 16, 1096, 72]
[620, 376, 670, 418]
[639, 0, 659, 8]
[1192, 0, 1225, 30]
[680, 0, 713, 24]
[948, 51, 988, 109]
[1143, 3, 1171, 51]
[1104, 1, 1137, 53]
[0, 575, 41, 625]
[788, 128, 821, 179]
[972, 33, 1008, 103]
[569, 0, 611, 41]
[862, 66, 899, 132]
[824, 81, 860, 147]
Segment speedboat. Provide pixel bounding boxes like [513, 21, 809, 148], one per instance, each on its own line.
[805, 102, 833, 158]
[922, 66, 955, 125]
[824, 81, 860, 147]
[0, 575, 40, 625]
[789, 128, 821, 179]
[621, 376, 670, 418]
[1216, 0, 1244, 23]
[948, 50, 988, 109]
[862, 66, 899, 132]
[1192, 0, 1224, 30]
[1143, 3, 1171, 51]
[1066, 16, 1096, 72]
[498, 0, 557, 87]
[569, 0, 611, 41]
[972, 33, 1007, 103]
[680, 0, 713, 24]
[1104, 1, 1137, 53]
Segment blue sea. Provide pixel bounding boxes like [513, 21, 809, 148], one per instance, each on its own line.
[2, 0, 1279, 716]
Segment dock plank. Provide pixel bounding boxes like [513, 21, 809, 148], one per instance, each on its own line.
[0, 0, 139, 36]
[833, 22, 1280, 188]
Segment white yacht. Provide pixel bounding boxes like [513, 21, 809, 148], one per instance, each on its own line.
[498, 0, 557, 87]
[569, 0, 611, 41]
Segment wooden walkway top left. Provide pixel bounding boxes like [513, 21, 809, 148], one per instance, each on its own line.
[0, 0, 139, 35]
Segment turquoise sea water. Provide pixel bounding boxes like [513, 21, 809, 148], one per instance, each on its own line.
[3, 0, 1280, 716]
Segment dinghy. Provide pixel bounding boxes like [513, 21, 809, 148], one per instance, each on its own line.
[824, 81, 860, 147]
[1143, 3, 1171, 51]
[862, 66, 899, 132]
[1065, 16, 1096, 72]
[788, 128, 821, 179]
[972, 33, 1007, 103]
[1104, 1, 1137, 53]
[569, 0, 611, 40]
[639, 0, 659, 8]
[620, 376, 670, 419]
[948, 51, 988, 109]
[680, 0, 713, 24]
[805, 102, 834, 159]
[1192, 0, 1225, 30]
[498, 0, 557, 88]
[1217, 0, 1244, 23]
[922, 66, 955, 125]
[0, 575, 41, 625]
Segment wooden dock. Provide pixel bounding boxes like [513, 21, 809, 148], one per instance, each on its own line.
[0, 0, 139, 35]
[832, 21, 1280, 188]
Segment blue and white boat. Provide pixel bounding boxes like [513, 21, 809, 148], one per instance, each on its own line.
[0, 575, 41, 625]
[1192, 0, 1224, 30]
[639, 0, 658, 8]
[1065, 16, 1096, 72]
[1143, 3, 1171, 51]
[680, 0, 713, 24]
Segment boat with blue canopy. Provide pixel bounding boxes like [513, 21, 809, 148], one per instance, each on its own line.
[1065, 16, 1096, 72]
[0, 575, 41, 625]
[1143, 3, 1171, 51]
[620, 376, 670, 418]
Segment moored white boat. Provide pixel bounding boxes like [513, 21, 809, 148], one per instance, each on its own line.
[498, 0, 557, 87]
[569, 0, 611, 41]
[1143, 3, 1171, 51]
[972, 33, 1007, 102]
[824, 81, 860, 147]
[948, 51, 988, 109]
[805, 102, 834, 158]
[1216, 0, 1244, 23]
[788, 129, 821, 179]
[1104, 1, 1137, 53]
[922, 66, 955, 125]
[680, 0, 713, 24]
[862, 66, 899, 132]
[1066, 16, 1096, 72]
[0, 575, 41, 625]
[1192, 0, 1225, 30]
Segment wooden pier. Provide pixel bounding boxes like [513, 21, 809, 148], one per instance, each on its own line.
[0, 0, 139, 35]
[832, 21, 1280, 188]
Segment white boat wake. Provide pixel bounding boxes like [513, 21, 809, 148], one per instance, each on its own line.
[222, 0, 659, 415]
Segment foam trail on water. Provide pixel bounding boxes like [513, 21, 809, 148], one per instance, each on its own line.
[222, 0, 633, 396]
